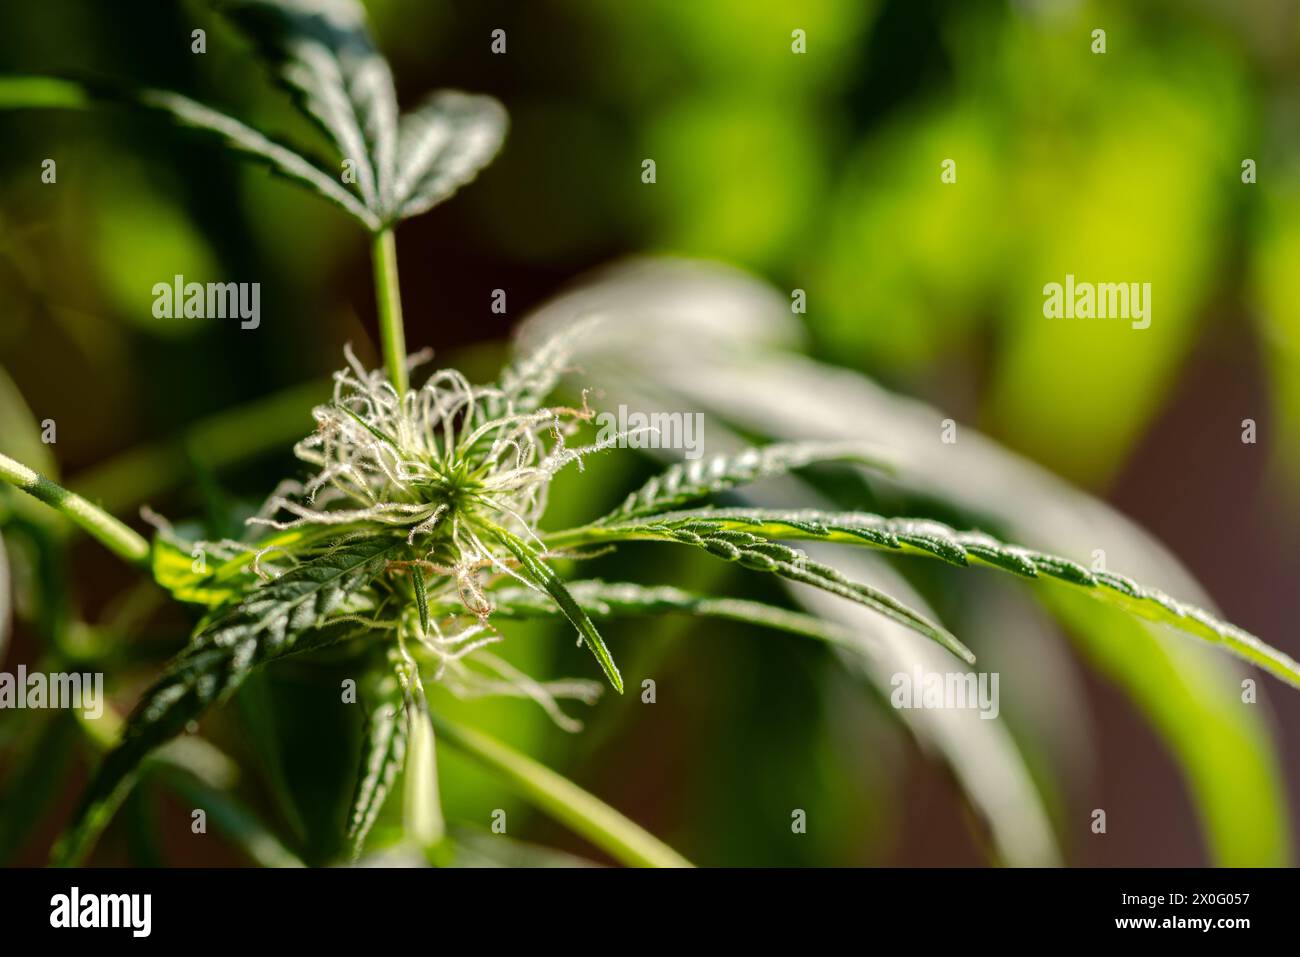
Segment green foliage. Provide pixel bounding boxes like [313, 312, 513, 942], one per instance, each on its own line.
[391, 92, 509, 220]
[602, 441, 894, 521]
[0, 0, 1294, 871]
[431, 715, 692, 869]
[491, 525, 624, 694]
[490, 579, 865, 654]
[347, 659, 408, 860]
[0, 0, 506, 233]
[0, 76, 377, 225]
[557, 505, 1300, 689]
[12, 382, 1300, 865]
[535, 260, 1294, 867]
[629, 517, 971, 662]
[53, 535, 397, 865]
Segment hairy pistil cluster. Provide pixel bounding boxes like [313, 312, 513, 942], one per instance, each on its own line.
[255, 346, 591, 538]
[242, 344, 618, 727]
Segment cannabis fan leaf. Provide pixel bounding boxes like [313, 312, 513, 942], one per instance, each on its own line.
[549, 506, 1300, 689]
[0, 0, 506, 232]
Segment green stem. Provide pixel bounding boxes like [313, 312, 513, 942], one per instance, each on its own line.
[403, 704, 446, 851]
[431, 714, 692, 869]
[0, 452, 149, 568]
[371, 228, 409, 395]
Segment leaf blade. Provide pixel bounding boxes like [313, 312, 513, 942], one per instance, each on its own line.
[599, 442, 896, 522]
[391, 90, 507, 220]
[0, 75, 379, 228]
[489, 578, 870, 655]
[546, 516, 974, 665]
[490, 526, 624, 693]
[53, 535, 401, 865]
[559, 506, 1300, 688]
[218, 0, 398, 213]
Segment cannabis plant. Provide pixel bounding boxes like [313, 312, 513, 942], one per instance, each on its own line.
[1, 0, 1297, 867]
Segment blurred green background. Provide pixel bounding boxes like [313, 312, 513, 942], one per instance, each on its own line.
[2, 0, 1300, 866]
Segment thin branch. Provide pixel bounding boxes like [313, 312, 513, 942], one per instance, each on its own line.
[0, 452, 149, 568]
[431, 714, 692, 868]
[372, 228, 409, 395]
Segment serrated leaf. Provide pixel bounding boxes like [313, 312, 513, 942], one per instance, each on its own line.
[546, 516, 973, 665]
[600, 442, 896, 522]
[521, 262, 1294, 863]
[219, 0, 397, 213]
[411, 563, 430, 634]
[0, 76, 379, 228]
[138, 85, 382, 227]
[150, 524, 356, 608]
[0, 0, 506, 230]
[564, 507, 1300, 689]
[151, 536, 247, 608]
[53, 535, 401, 865]
[390, 91, 507, 220]
[489, 579, 869, 655]
[489, 525, 624, 693]
[345, 664, 408, 861]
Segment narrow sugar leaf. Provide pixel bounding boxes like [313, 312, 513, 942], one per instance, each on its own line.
[489, 525, 624, 693]
[412, 563, 430, 634]
[489, 579, 868, 655]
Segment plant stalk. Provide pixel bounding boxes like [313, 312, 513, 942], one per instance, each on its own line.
[371, 228, 409, 395]
[403, 705, 446, 851]
[431, 714, 692, 868]
[0, 452, 149, 568]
